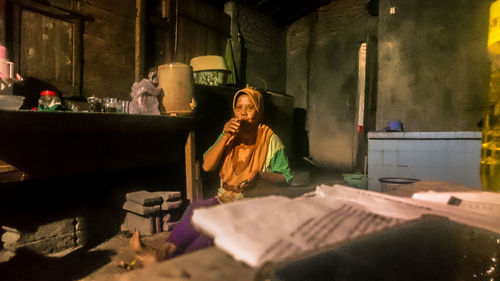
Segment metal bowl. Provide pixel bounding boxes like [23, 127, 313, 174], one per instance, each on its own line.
[193, 70, 229, 86]
[189, 55, 228, 71]
[0, 95, 25, 110]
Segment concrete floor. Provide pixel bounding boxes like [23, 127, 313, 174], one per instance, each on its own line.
[0, 175, 476, 281]
[0, 169, 346, 281]
[78, 232, 172, 280]
[0, 230, 171, 281]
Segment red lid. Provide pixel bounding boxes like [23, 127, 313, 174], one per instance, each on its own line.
[41, 90, 56, 96]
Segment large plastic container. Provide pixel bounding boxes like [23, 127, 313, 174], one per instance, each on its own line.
[157, 62, 196, 115]
[481, 0, 500, 192]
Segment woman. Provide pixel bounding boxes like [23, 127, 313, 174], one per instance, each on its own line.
[130, 87, 292, 264]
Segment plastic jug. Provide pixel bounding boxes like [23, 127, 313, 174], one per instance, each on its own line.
[480, 0, 500, 192]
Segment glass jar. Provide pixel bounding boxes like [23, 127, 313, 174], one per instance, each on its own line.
[102, 97, 118, 113]
[37, 90, 61, 111]
[87, 96, 102, 112]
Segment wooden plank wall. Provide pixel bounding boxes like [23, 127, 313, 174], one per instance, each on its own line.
[0, 0, 6, 45]
[79, 0, 136, 100]
[5, 0, 136, 102]
[3, 0, 230, 101]
[162, 0, 230, 66]
[19, 10, 75, 95]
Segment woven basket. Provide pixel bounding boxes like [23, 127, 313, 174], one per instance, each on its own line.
[379, 177, 420, 193]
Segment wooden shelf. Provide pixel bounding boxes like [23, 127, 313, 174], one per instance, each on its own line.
[0, 109, 197, 133]
[0, 110, 201, 200]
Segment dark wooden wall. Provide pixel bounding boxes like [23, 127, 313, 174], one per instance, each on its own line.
[0, 0, 230, 108]
[142, 0, 230, 76]
[2, 0, 136, 108]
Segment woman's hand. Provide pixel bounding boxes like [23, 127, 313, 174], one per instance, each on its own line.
[202, 118, 239, 172]
[223, 118, 240, 137]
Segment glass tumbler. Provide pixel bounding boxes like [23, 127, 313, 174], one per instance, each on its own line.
[87, 96, 102, 112]
[117, 100, 130, 113]
[102, 97, 118, 113]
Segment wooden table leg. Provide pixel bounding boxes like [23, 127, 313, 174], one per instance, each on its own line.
[185, 130, 202, 202]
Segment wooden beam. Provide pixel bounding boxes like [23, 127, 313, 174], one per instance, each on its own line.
[283, 0, 332, 25]
[135, 0, 146, 81]
[185, 130, 202, 202]
[73, 18, 83, 97]
[178, 0, 230, 38]
[165, 0, 177, 63]
[0, 0, 6, 45]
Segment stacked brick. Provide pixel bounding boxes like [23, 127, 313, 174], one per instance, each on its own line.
[121, 190, 184, 236]
[1, 218, 79, 255]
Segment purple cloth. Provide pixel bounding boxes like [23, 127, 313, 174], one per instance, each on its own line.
[167, 197, 219, 256]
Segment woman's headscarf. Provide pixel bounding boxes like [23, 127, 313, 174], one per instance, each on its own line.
[232, 87, 264, 121]
[218, 88, 273, 201]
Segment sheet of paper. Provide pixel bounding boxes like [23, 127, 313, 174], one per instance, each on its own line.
[412, 190, 500, 218]
[192, 184, 500, 268]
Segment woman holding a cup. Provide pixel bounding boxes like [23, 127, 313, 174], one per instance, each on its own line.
[130, 87, 293, 264]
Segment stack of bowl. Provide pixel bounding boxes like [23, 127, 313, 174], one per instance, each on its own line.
[0, 95, 24, 110]
[189, 55, 230, 87]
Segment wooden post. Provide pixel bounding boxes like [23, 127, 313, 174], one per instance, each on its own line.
[185, 130, 201, 202]
[0, 0, 6, 45]
[135, 0, 146, 81]
[165, 0, 177, 63]
[73, 18, 83, 97]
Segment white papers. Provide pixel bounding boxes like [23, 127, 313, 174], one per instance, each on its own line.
[412, 191, 500, 218]
[192, 184, 500, 268]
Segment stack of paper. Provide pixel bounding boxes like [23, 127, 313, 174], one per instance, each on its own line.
[412, 190, 500, 218]
[192, 184, 500, 268]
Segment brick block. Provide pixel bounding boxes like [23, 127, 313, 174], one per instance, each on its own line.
[161, 200, 182, 211]
[126, 191, 163, 206]
[155, 216, 162, 234]
[165, 200, 189, 222]
[162, 213, 172, 223]
[1, 231, 20, 244]
[123, 200, 161, 216]
[1, 218, 75, 245]
[3, 232, 76, 254]
[123, 212, 155, 236]
[75, 230, 89, 246]
[151, 191, 182, 201]
[163, 221, 178, 232]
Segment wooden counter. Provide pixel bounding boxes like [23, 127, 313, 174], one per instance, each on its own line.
[0, 109, 202, 201]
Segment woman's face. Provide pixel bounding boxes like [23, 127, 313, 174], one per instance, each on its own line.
[234, 94, 257, 124]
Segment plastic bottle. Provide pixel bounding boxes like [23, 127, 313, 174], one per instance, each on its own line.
[480, 0, 500, 192]
[37, 90, 61, 111]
